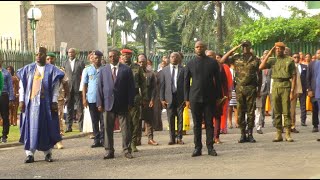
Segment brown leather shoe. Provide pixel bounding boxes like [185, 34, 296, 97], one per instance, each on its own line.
[168, 141, 175, 145]
[291, 128, 299, 133]
[124, 152, 133, 159]
[176, 139, 185, 145]
[148, 139, 158, 145]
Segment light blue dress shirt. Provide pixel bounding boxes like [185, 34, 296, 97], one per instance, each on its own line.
[83, 64, 102, 103]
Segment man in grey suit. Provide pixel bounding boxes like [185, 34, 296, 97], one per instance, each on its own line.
[63, 48, 85, 133]
[97, 49, 135, 159]
[160, 52, 185, 145]
[259, 50, 272, 132]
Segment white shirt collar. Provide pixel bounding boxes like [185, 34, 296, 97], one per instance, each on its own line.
[110, 62, 119, 69]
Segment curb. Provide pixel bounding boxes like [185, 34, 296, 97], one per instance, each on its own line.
[0, 132, 91, 149]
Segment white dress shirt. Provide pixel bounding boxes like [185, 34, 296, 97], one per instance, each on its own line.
[110, 62, 120, 76]
[69, 58, 76, 72]
[170, 64, 178, 89]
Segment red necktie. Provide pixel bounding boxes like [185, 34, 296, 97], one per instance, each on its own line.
[112, 67, 117, 83]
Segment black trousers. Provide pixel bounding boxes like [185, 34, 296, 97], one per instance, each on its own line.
[166, 93, 184, 142]
[298, 92, 307, 124]
[190, 101, 215, 151]
[103, 111, 131, 153]
[88, 103, 104, 144]
[311, 97, 319, 128]
[0, 93, 9, 139]
[66, 89, 80, 129]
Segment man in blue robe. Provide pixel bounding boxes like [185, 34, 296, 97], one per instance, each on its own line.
[17, 47, 64, 163]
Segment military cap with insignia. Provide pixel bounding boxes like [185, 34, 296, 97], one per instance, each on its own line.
[47, 52, 56, 58]
[121, 49, 133, 54]
[93, 50, 103, 57]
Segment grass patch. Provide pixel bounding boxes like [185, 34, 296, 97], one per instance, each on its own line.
[0, 124, 82, 143]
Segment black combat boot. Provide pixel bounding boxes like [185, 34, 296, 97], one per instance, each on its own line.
[247, 129, 256, 143]
[238, 129, 247, 143]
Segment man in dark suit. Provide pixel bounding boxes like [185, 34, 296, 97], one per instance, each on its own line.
[307, 50, 320, 132]
[260, 50, 272, 132]
[63, 48, 85, 133]
[97, 49, 135, 159]
[184, 41, 222, 157]
[160, 52, 185, 145]
[137, 53, 158, 146]
[298, 59, 308, 126]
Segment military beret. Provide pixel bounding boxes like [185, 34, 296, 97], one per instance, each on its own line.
[36, 47, 47, 54]
[241, 40, 252, 47]
[93, 50, 103, 57]
[47, 52, 56, 57]
[275, 42, 286, 47]
[121, 49, 133, 54]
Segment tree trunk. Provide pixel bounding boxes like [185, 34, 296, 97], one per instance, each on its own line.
[112, 19, 117, 48]
[105, 1, 109, 56]
[215, 1, 223, 53]
[111, 1, 116, 48]
[21, 1, 30, 51]
[125, 32, 128, 45]
[146, 25, 151, 57]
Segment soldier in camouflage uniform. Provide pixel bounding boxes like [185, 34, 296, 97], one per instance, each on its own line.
[221, 40, 262, 143]
[46, 52, 69, 149]
[259, 42, 296, 142]
[121, 49, 147, 152]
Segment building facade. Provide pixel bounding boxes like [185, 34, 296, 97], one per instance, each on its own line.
[0, 1, 107, 53]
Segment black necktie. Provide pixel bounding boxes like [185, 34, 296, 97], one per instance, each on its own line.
[112, 67, 117, 83]
[171, 65, 177, 93]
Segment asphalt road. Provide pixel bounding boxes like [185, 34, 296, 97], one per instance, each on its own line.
[0, 110, 320, 179]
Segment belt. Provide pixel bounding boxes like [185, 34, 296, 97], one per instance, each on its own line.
[273, 78, 290, 82]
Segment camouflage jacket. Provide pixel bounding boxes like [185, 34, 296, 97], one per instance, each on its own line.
[232, 53, 262, 88]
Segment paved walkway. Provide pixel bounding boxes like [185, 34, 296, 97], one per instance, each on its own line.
[0, 109, 320, 178]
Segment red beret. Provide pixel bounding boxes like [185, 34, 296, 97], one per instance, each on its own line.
[121, 49, 133, 54]
[275, 42, 286, 47]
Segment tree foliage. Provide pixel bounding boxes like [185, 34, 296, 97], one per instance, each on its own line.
[231, 17, 320, 46]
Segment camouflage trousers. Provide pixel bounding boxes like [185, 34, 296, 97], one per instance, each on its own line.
[129, 105, 141, 145]
[58, 100, 65, 133]
[236, 85, 257, 130]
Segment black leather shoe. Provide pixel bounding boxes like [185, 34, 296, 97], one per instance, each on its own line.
[45, 153, 53, 162]
[65, 128, 72, 133]
[103, 152, 114, 159]
[238, 134, 247, 143]
[168, 141, 175, 145]
[24, 155, 34, 163]
[257, 129, 263, 134]
[208, 149, 217, 156]
[91, 142, 103, 148]
[247, 135, 256, 143]
[301, 123, 307, 126]
[124, 152, 133, 159]
[191, 149, 202, 157]
[312, 127, 319, 133]
[1, 137, 7, 143]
